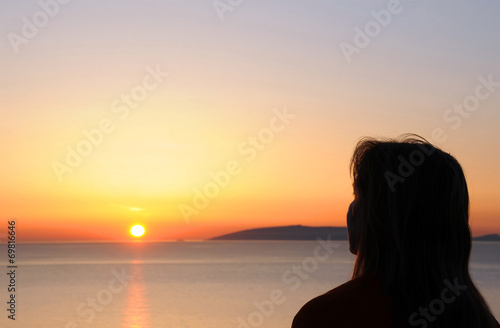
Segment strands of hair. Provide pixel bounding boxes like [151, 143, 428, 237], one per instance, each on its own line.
[349, 134, 497, 328]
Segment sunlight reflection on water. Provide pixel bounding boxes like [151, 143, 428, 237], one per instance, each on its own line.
[122, 260, 151, 328]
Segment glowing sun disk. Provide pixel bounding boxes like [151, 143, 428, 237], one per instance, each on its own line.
[130, 225, 145, 237]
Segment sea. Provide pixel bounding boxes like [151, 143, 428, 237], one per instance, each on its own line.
[0, 241, 499, 328]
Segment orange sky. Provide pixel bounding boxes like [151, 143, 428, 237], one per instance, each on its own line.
[1, 1, 499, 242]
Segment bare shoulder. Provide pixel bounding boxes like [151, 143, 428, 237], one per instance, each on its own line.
[292, 274, 393, 328]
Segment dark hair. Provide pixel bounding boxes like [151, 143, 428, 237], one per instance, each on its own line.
[349, 134, 497, 328]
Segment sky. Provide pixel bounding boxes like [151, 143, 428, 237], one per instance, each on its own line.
[1, 0, 499, 242]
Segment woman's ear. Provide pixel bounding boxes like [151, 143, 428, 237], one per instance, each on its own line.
[347, 201, 358, 255]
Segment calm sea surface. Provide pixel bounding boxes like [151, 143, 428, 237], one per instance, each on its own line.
[0, 241, 499, 327]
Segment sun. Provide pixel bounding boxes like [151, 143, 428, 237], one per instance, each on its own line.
[130, 225, 145, 237]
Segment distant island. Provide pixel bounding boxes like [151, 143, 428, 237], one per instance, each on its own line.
[211, 225, 347, 241]
[473, 234, 500, 242]
[210, 225, 500, 242]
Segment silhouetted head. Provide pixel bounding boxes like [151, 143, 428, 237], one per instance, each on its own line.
[348, 135, 470, 266]
[347, 134, 496, 327]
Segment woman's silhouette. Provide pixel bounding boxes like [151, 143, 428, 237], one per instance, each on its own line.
[292, 135, 500, 328]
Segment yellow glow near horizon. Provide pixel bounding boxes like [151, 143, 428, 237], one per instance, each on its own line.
[130, 225, 146, 237]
